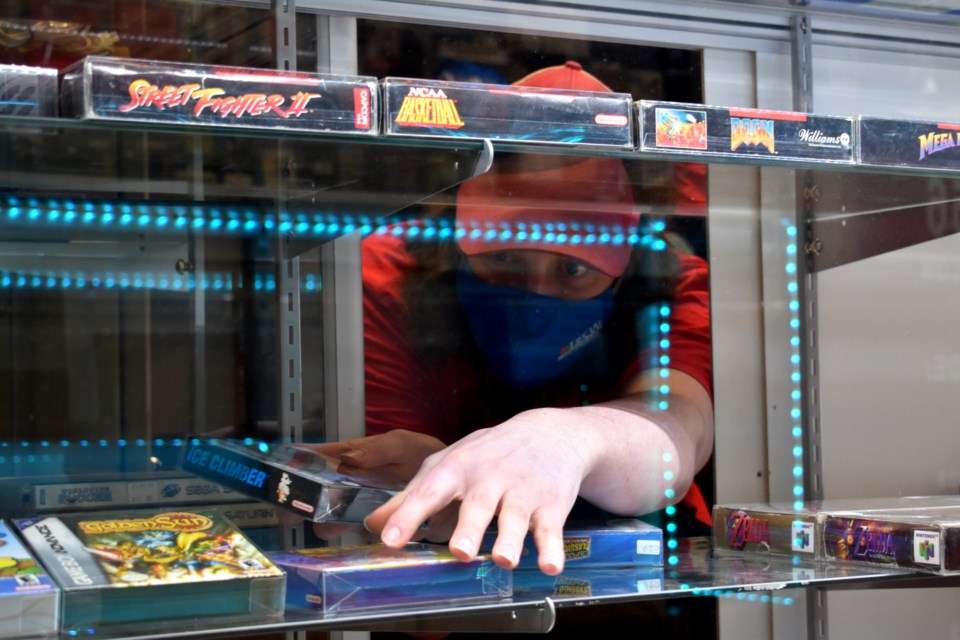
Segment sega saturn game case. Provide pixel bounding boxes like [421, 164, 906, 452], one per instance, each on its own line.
[14, 508, 284, 632]
[60, 56, 377, 134]
[179, 438, 403, 524]
[712, 503, 818, 558]
[0, 520, 59, 638]
[858, 116, 960, 170]
[638, 100, 854, 163]
[270, 543, 511, 614]
[382, 77, 633, 148]
[481, 519, 663, 570]
[0, 64, 57, 117]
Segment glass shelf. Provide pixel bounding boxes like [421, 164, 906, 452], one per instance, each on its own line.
[77, 537, 931, 639]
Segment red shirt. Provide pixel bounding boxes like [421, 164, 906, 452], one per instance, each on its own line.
[361, 227, 713, 522]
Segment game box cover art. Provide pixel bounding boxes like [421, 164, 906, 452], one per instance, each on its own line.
[859, 116, 960, 170]
[270, 543, 512, 614]
[638, 100, 855, 163]
[180, 438, 403, 524]
[480, 519, 663, 570]
[382, 77, 634, 148]
[712, 503, 818, 558]
[0, 520, 59, 638]
[14, 508, 284, 631]
[60, 56, 378, 134]
[818, 502, 960, 574]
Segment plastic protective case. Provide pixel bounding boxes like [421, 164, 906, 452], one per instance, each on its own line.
[712, 503, 818, 558]
[858, 115, 960, 170]
[60, 56, 378, 134]
[14, 508, 285, 633]
[0, 64, 57, 117]
[179, 439, 403, 524]
[0, 520, 59, 638]
[270, 543, 512, 614]
[819, 500, 960, 574]
[638, 100, 855, 163]
[512, 566, 664, 601]
[382, 77, 634, 147]
[482, 519, 663, 569]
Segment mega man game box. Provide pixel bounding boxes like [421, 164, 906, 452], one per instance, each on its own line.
[61, 56, 378, 134]
[270, 543, 512, 614]
[481, 519, 663, 570]
[179, 438, 403, 524]
[383, 77, 633, 148]
[14, 508, 284, 633]
[859, 115, 960, 171]
[0, 520, 59, 638]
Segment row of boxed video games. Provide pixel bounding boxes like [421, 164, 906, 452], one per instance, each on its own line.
[0, 505, 663, 638]
[713, 496, 960, 575]
[2, 56, 959, 171]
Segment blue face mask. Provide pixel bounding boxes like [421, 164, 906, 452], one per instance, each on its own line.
[456, 261, 615, 389]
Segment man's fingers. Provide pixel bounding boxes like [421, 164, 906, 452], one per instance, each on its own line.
[531, 510, 568, 575]
[448, 486, 502, 561]
[490, 501, 532, 568]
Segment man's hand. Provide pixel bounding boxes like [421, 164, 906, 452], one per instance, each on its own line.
[363, 412, 597, 576]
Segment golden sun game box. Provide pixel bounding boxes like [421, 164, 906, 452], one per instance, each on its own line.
[60, 56, 378, 134]
[14, 508, 284, 633]
[382, 77, 633, 148]
[180, 438, 403, 524]
[270, 543, 512, 614]
[0, 520, 59, 638]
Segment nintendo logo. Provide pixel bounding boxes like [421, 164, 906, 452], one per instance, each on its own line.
[595, 113, 628, 126]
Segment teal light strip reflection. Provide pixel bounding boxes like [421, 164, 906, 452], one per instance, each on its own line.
[0, 270, 321, 293]
[1, 196, 666, 250]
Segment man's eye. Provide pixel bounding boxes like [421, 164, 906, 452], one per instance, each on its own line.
[493, 252, 510, 263]
[562, 261, 588, 276]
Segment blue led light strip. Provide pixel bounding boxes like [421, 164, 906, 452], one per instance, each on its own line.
[784, 221, 805, 514]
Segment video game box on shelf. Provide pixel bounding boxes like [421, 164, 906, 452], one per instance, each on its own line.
[179, 438, 403, 524]
[481, 518, 663, 570]
[14, 508, 284, 633]
[60, 56, 378, 134]
[382, 77, 634, 148]
[0, 520, 59, 638]
[638, 100, 855, 163]
[713, 496, 960, 575]
[270, 543, 512, 614]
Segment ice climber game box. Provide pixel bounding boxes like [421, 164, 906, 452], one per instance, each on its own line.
[179, 438, 403, 524]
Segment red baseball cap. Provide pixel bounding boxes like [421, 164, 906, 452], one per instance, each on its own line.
[455, 62, 638, 277]
[512, 60, 613, 92]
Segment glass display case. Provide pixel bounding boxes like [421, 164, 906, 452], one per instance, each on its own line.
[2, 1, 960, 638]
